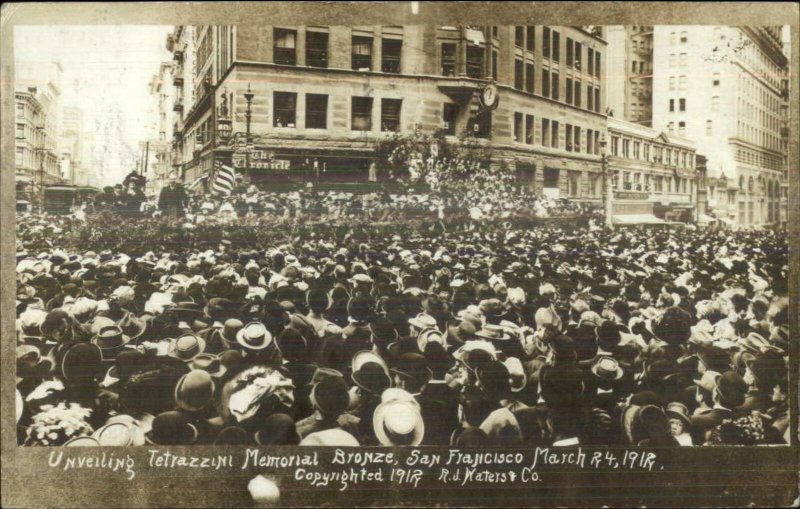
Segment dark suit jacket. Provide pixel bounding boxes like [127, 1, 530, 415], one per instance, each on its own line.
[690, 407, 733, 444]
[417, 381, 460, 446]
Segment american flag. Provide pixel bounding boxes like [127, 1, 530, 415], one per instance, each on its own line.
[212, 161, 236, 196]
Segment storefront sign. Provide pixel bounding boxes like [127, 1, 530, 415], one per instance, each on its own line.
[233, 151, 291, 170]
[614, 190, 650, 200]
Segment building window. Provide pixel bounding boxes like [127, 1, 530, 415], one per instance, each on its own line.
[443, 103, 458, 135]
[351, 96, 373, 130]
[586, 129, 594, 154]
[622, 139, 630, 158]
[566, 77, 573, 104]
[515, 59, 524, 89]
[470, 109, 491, 138]
[552, 30, 560, 62]
[669, 53, 676, 67]
[668, 121, 674, 134]
[587, 47, 594, 75]
[611, 136, 619, 156]
[574, 126, 581, 152]
[669, 99, 675, 112]
[566, 37, 574, 67]
[306, 30, 329, 68]
[594, 87, 600, 112]
[551, 71, 559, 100]
[541, 69, 550, 98]
[440, 43, 457, 77]
[515, 26, 525, 47]
[678, 121, 686, 136]
[381, 98, 402, 131]
[587, 84, 593, 111]
[525, 114, 534, 144]
[574, 42, 582, 70]
[633, 141, 640, 159]
[711, 96, 720, 111]
[526, 26, 535, 51]
[565, 124, 573, 151]
[541, 118, 550, 147]
[551, 120, 559, 148]
[16, 123, 24, 139]
[713, 73, 720, 86]
[670, 32, 676, 45]
[680, 31, 688, 43]
[679, 53, 687, 66]
[632, 61, 637, 73]
[274, 28, 297, 65]
[352, 36, 373, 71]
[706, 119, 713, 135]
[594, 51, 600, 77]
[273, 92, 297, 127]
[525, 63, 534, 93]
[514, 112, 523, 141]
[492, 26, 498, 38]
[543, 27, 551, 58]
[306, 93, 328, 129]
[679, 75, 686, 90]
[669, 76, 675, 90]
[466, 44, 484, 78]
[679, 98, 686, 112]
[382, 38, 402, 73]
[16, 147, 23, 166]
[572, 80, 581, 108]
[492, 50, 499, 80]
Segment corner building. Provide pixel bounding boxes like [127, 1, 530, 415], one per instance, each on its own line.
[170, 26, 608, 201]
[651, 26, 787, 228]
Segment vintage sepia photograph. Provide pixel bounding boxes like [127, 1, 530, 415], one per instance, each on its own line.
[3, 2, 797, 507]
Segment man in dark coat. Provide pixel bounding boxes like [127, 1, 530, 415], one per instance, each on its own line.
[158, 174, 188, 218]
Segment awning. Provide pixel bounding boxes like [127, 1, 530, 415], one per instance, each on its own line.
[718, 217, 736, 226]
[698, 213, 718, 223]
[612, 214, 666, 225]
[16, 175, 33, 184]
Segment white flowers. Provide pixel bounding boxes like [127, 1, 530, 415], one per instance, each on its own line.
[26, 402, 94, 446]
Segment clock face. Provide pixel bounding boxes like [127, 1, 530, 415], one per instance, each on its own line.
[481, 85, 498, 109]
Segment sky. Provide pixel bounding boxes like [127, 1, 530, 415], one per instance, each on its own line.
[14, 25, 173, 185]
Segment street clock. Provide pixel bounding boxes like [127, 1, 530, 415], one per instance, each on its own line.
[479, 84, 499, 111]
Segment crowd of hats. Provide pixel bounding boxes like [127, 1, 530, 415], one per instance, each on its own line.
[14, 207, 790, 447]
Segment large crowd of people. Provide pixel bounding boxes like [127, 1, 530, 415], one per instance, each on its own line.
[14, 159, 790, 448]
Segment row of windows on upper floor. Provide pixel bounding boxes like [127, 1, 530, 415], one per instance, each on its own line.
[265, 27, 602, 79]
[609, 134, 695, 169]
[511, 113, 603, 155]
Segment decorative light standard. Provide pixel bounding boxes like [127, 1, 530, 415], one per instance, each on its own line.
[243, 83, 254, 184]
[599, 135, 613, 229]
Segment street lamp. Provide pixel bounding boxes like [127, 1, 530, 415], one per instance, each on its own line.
[243, 83, 254, 184]
[599, 135, 613, 229]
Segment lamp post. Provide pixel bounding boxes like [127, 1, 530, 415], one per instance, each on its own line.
[599, 135, 613, 229]
[243, 83, 254, 184]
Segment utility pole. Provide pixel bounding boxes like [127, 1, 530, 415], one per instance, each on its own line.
[142, 141, 150, 176]
[600, 136, 613, 229]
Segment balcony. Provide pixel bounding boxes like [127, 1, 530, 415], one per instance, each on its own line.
[173, 44, 184, 62]
[173, 99, 183, 112]
[173, 71, 184, 87]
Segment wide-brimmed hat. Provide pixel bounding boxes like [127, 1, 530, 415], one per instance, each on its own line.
[214, 426, 251, 446]
[64, 436, 101, 447]
[453, 340, 497, 371]
[117, 313, 147, 340]
[221, 318, 244, 346]
[61, 342, 103, 384]
[189, 353, 227, 378]
[92, 421, 144, 446]
[347, 295, 375, 323]
[310, 367, 345, 386]
[591, 356, 624, 381]
[417, 328, 445, 353]
[474, 324, 511, 341]
[447, 320, 477, 345]
[92, 325, 132, 361]
[255, 413, 300, 446]
[408, 313, 437, 331]
[174, 369, 216, 412]
[168, 334, 207, 363]
[236, 322, 273, 351]
[299, 428, 360, 446]
[145, 411, 198, 445]
[503, 357, 527, 393]
[664, 402, 692, 428]
[351, 352, 392, 395]
[389, 352, 432, 385]
[275, 328, 308, 361]
[373, 397, 425, 446]
[310, 375, 350, 417]
[16, 344, 53, 379]
[715, 370, 748, 409]
[475, 361, 512, 400]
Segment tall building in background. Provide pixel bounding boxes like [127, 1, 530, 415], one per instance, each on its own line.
[167, 25, 609, 202]
[59, 105, 88, 186]
[143, 61, 176, 196]
[651, 26, 787, 227]
[14, 60, 64, 204]
[779, 26, 790, 226]
[605, 25, 653, 126]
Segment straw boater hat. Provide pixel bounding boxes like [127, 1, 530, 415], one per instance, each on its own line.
[591, 356, 624, 381]
[236, 322, 273, 352]
[168, 334, 207, 363]
[373, 389, 425, 446]
[91, 325, 132, 362]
